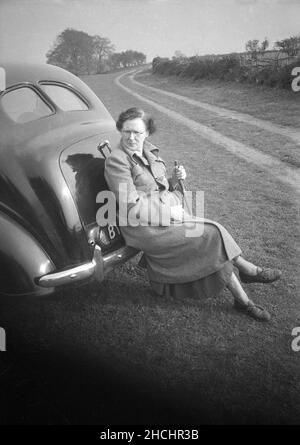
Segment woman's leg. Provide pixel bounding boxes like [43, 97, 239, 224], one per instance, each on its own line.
[232, 255, 281, 283]
[232, 255, 261, 276]
[226, 272, 271, 321]
[227, 272, 250, 304]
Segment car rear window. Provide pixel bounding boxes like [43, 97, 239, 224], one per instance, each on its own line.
[40, 84, 89, 111]
[1, 87, 53, 123]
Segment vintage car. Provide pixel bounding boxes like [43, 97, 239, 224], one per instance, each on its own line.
[0, 62, 138, 298]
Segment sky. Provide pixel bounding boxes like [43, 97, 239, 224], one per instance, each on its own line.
[0, 0, 300, 64]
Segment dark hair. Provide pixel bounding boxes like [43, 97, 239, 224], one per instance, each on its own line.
[116, 107, 156, 135]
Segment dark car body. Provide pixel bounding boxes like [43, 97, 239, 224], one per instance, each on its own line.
[0, 63, 138, 298]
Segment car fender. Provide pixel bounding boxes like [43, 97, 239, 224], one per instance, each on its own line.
[0, 212, 55, 297]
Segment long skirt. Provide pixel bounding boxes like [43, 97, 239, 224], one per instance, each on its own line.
[145, 222, 238, 299]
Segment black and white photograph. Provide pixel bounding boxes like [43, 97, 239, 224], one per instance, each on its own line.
[0, 0, 299, 427]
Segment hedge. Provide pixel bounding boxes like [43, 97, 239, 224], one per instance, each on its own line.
[152, 56, 300, 89]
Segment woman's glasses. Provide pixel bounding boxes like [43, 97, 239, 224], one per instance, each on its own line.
[122, 130, 145, 137]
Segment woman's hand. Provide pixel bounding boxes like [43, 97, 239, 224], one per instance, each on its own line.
[172, 164, 187, 183]
[170, 205, 184, 222]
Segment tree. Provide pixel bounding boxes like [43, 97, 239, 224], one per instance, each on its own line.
[172, 50, 186, 60]
[245, 39, 259, 54]
[260, 37, 269, 52]
[47, 28, 146, 74]
[245, 38, 269, 65]
[245, 38, 269, 55]
[93, 36, 115, 73]
[274, 36, 300, 56]
[134, 51, 147, 65]
[109, 50, 146, 69]
[46, 28, 94, 75]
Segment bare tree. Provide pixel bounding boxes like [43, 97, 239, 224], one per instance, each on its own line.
[245, 38, 269, 56]
[245, 38, 269, 68]
[274, 35, 300, 56]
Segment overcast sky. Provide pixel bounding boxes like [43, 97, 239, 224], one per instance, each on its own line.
[1, 0, 300, 63]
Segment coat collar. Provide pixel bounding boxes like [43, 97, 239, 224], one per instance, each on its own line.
[143, 141, 168, 189]
[121, 140, 168, 189]
[121, 140, 164, 166]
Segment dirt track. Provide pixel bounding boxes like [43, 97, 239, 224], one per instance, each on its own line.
[116, 70, 300, 194]
[131, 72, 300, 146]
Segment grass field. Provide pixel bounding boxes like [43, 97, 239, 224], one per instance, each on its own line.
[133, 69, 300, 168]
[136, 68, 300, 128]
[0, 69, 299, 425]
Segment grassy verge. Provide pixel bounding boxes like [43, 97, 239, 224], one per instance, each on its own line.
[130, 71, 300, 168]
[136, 69, 300, 128]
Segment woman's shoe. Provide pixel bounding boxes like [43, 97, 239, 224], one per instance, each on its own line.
[239, 268, 282, 284]
[234, 299, 271, 322]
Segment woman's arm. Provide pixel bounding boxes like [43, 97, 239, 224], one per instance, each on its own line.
[104, 153, 172, 226]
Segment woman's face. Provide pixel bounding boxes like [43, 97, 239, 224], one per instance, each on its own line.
[120, 118, 149, 153]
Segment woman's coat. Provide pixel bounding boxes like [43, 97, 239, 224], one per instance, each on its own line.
[104, 140, 241, 283]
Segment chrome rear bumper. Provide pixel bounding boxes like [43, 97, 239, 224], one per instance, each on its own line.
[38, 245, 139, 288]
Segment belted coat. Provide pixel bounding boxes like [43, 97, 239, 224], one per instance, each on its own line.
[104, 140, 241, 284]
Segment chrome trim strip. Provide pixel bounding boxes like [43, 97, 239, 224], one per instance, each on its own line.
[38, 245, 138, 288]
[92, 245, 104, 283]
[103, 246, 138, 274]
[38, 260, 95, 288]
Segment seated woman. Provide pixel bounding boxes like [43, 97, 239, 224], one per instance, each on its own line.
[104, 107, 281, 322]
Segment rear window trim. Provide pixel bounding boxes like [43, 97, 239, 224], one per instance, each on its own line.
[0, 83, 56, 123]
[38, 81, 91, 111]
